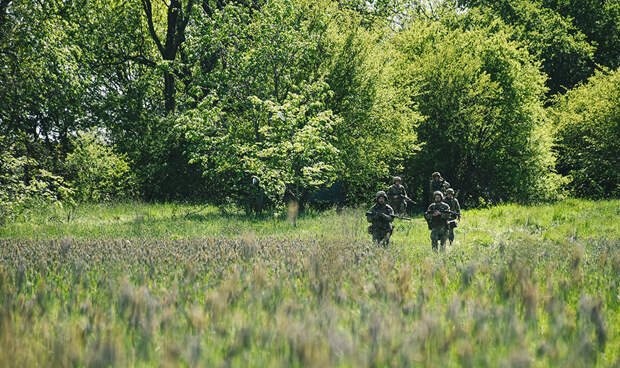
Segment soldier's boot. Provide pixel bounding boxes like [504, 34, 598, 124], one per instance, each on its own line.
[381, 231, 392, 247]
[373, 232, 388, 246]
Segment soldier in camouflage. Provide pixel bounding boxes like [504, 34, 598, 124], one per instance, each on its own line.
[428, 172, 450, 202]
[424, 191, 452, 251]
[387, 176, 408, 215]
[444, 188, 461, 245]
[366, 191, 394, 246]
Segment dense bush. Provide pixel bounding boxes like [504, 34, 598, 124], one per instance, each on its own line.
[65, 131, 136, 202]
[552, 68, 620, 198]
[393, 20, 563, 205]
[540, 0, 620, 71]
[0, 136, 73, 223]
[182, 81, 342, 207]
[321, 12, 420, 202]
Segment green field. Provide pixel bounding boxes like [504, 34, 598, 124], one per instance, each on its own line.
[1, 199, 619, 366]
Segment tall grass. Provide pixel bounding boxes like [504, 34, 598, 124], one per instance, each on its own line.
[0, 199, 618, 366]
[2, 199, 618, 243]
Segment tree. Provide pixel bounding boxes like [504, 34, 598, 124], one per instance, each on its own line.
[540, 0, 620, 71]
[393, 20, 560, 205]
[0, 0, 88, 175]
[180, 0, 420, 206]
[140, 0, 195, 114]
[322, 11, 420, 201]
[180, 0, 338, 207]
[452, 0, 595, 96]
[0, 134, 73, 223]
[65, 131, 137, 202]
[552, 68, 620, 198]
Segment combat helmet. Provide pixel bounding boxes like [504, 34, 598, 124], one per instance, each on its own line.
[393, 176, 402, 183]
[446, 188, 455, 195]
[376, 191, 388, 200]
[433, 190, 444, 200]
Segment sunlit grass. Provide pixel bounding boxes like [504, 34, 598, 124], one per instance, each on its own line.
[0, 199, 618, 366]
[3, 199, 619, 244]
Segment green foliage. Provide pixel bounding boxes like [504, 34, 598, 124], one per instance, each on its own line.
[393, 20, 559, 204]
[65, 131, 136, 202]
[541, 0, 620, 70]
[323, 12, 421, 202]
[0, 1, 88, 139]
[2, 0, 617, 206]
[0, 200, 618, 366]
[179, 0, 335, 207]
[124, 115, 209, 201]
[187, 0, 329, 108]
[552, 68, 620, 198]
[180, 0, 415, 207]
[0, 136, 73, 224]
[245, 85, 342, 200]
[453, 0, 595, 96]
[0, 0, 90, 187]
[182, 81, 341, 207]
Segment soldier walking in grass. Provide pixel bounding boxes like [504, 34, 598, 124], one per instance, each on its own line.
[387, 176, 409, 215]
[443, 188, 461, 246]
[429, 172, 450, 203]
[424, 191, 452, 251]
[366, 191, 394, 246]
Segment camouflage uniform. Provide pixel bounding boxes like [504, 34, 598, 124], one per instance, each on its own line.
[428, 172, 450, 202]
[248, 177, 266, 214]
[367, 191, 394, 246]
[424, 191, 451, 251]
[387, 177, 408, 215]
[444, 189, 461, 244]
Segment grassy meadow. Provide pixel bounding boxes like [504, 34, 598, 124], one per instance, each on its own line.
[0, 199, 619, 366]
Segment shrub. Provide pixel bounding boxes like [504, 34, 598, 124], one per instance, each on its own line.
[0, 135, 73, 223]
[182, 81, 341, 209]
[65, 130, 137, 202]
[393, 20, 562, 205]
[552, 68, 620, 198]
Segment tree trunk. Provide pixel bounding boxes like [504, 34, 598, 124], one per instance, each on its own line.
[164, 71, 176, 113]
[141, 0, 195, 115]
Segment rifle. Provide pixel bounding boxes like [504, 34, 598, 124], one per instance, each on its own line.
[424, 208, 458, 229]
[388, 213, 412, 221]
[394, 194, 416, 204]
[366, 211, 412, 221]
[425, 208, 458, 217]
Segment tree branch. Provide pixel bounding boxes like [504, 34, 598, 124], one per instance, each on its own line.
[174, 0, 195, 51]
[141, 0, 165, 56]
[183, 0, 195, 28]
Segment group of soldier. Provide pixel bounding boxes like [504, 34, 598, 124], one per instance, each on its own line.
[366, 172, 461, 251]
